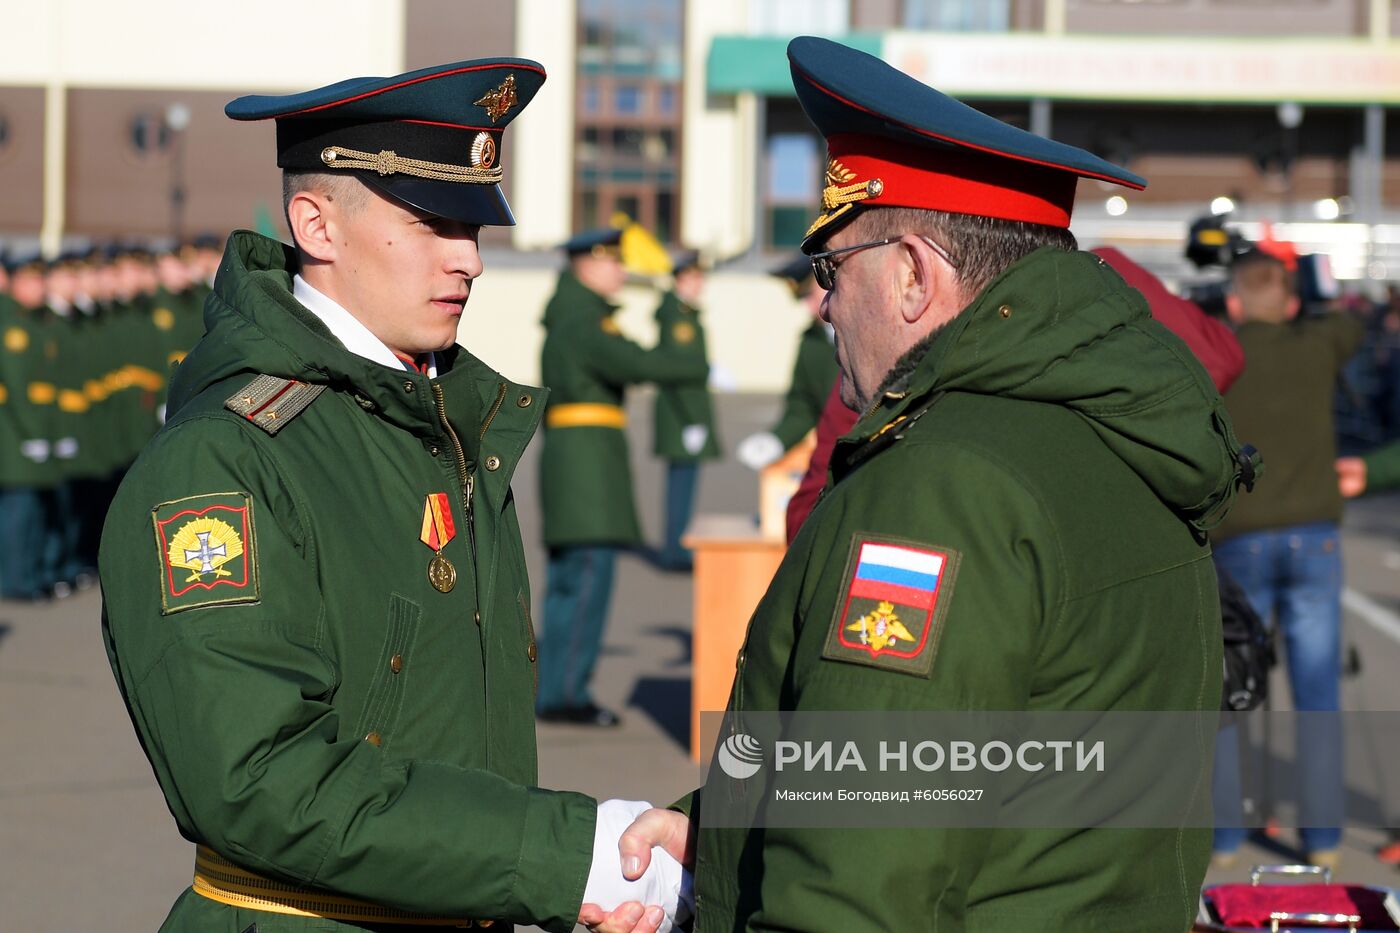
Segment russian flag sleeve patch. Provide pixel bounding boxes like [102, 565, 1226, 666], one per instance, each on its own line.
[822, 535, 961, 677]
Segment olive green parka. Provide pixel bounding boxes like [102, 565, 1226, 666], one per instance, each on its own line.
[689, 247, 1248, 933]
[651, 289, 720, 461]
[100, 231, 596, 932]
[538, 270, 707, 547]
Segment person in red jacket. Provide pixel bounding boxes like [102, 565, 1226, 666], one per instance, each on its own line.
[784, 245, 1246, 541]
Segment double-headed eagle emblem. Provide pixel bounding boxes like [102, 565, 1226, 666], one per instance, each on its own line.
[846, 601, 915, 655]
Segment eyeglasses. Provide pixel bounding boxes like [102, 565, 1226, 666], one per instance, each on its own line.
[808, 235, 959, 292]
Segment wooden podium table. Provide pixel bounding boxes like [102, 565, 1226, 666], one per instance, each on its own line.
[683, 514, 786, 762]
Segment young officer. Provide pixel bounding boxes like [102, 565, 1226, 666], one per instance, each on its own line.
[100, 59, 685, 933]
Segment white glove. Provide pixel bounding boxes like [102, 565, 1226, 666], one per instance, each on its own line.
[20, 439, 49, 463]
[736, 431, 784, 471]
[707, 364, 738, 392]
[54, 437, 79, 460]
[582, 799, 692, 932]
[681, 424, 708, 456]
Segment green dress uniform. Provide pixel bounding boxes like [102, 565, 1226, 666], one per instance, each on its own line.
[0, 285, 59, 599]
[770, 319, 839, 450]
[536, 263, 707, 716]
[651, 288, 718, 569]
[691, 246, 1245, 933]
[101, 231, 595, 932]
[651, 290, 719, 462]
[1363, 438, 1400, 492]
[684, 37, 1253, 933]
[100, 58, 605, 932]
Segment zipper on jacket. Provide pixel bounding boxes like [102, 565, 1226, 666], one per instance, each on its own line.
[479, 381, 507, 441]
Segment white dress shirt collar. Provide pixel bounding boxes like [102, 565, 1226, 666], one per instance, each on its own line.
[293, 274, 436, 376]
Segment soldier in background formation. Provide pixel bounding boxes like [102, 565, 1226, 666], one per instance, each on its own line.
[536, 228, 708, 726]
[735, 255, 839, 470]
[0, 235, 219, 601]
[649, 250, 719, 572]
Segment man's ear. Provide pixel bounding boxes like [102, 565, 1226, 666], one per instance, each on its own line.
[898, 234, 952, 325]
[1284, 294, 1302, 321]
[286, 190, 338, 263]
[1225, 293, 1245, 325]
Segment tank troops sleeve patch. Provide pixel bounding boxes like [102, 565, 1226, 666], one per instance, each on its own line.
[151, 492, 260, 615]
[822, 536, 960, 677]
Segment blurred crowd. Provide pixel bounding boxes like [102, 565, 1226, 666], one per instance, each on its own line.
[0, 235, 221, 601]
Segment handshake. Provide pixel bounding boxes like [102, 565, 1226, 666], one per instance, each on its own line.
[577, 800, 694, 933]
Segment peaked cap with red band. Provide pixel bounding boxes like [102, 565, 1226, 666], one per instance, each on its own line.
[788, 37, 1145, 252]
[226, 58, 546, 226]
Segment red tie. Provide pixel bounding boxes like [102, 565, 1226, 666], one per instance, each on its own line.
[393, 351, 431, 375]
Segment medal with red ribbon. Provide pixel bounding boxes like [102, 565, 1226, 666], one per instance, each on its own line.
[420, 493, 458, 593]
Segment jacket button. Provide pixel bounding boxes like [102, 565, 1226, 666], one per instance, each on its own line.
[474, 610, 481, 626]
[390, 654, 403, 674]
[429, 446, 440, 457]
[516, 394, 532, 408]
[527, 644, 537, 662]
[403, 381, 415, 393]
[485, 455, 501, 471]
[999, 304, 1012, 319]
[364, 731, 382, 747]
[735, 649, 746, 668]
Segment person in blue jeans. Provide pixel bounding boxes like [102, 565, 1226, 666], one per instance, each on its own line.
[1210, 248, 1363, 868]
[1211, 527, 1344, 860]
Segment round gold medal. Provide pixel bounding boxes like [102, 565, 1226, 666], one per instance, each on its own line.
[428, 554, 457, 593]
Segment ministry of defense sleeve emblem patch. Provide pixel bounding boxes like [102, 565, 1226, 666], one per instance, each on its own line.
[822, 536, 961, 677]
[151, 492, 260, 615]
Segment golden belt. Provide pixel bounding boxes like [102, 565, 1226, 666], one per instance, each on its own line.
[544, 402, 627, 430]
[192, 845, 492, 927]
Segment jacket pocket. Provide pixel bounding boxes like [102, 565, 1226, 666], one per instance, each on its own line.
[517, 588, 538, 698]
[352, 593, 421, 751]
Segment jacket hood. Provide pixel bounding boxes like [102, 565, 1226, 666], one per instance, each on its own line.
[857, 247, 1252, 531]
[166, 230, 525, 442]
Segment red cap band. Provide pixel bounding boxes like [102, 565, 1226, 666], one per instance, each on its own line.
[826, 133, 1079, 228]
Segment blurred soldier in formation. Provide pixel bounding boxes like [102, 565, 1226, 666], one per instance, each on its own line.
[0, 236, 214, 602]
[0, 250, 64, 600]
[735, 255, 838, 470]
[649, 250, 718, 572]
[536, 229, 708, 725]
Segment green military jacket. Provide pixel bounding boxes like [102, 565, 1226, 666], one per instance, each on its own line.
[651, 290, 719, 461]
[538, 270, 707, 547]
[691, 248, 1246, 933]
[1364, 439, 1400, 492]
[770, 319, 840, 449]
[100, 231, 595, 932]
[0, 297, 60, 487]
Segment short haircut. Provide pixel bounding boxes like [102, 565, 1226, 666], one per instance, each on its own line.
[1231, 249, 1295, 298]
[281, 170, 370, 242]
[850, 206, 1077, 298]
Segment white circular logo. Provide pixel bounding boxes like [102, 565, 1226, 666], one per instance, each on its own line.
[717, 733, 764, 780]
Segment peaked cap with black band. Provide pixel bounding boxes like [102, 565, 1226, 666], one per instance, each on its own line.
[226, 58, 546, 226]
[788, 36, 1145, 252]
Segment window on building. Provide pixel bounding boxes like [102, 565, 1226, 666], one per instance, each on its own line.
[614, 84, 643, 115]
[749, 0, 849, 34]
[574, 0, 685, 242]
[765, 132, 822, 248]
[581, 82, 601, 114]
[902, 0, 1011, 30]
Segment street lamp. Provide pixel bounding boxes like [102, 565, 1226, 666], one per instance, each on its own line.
[1276, 102, 1303, 222]
[165, 102, 191, 243]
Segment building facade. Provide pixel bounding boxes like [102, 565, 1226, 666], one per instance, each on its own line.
[2, 0, 1397, 283]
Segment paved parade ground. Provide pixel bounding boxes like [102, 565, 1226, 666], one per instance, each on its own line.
[5, 393, 1400, 930]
